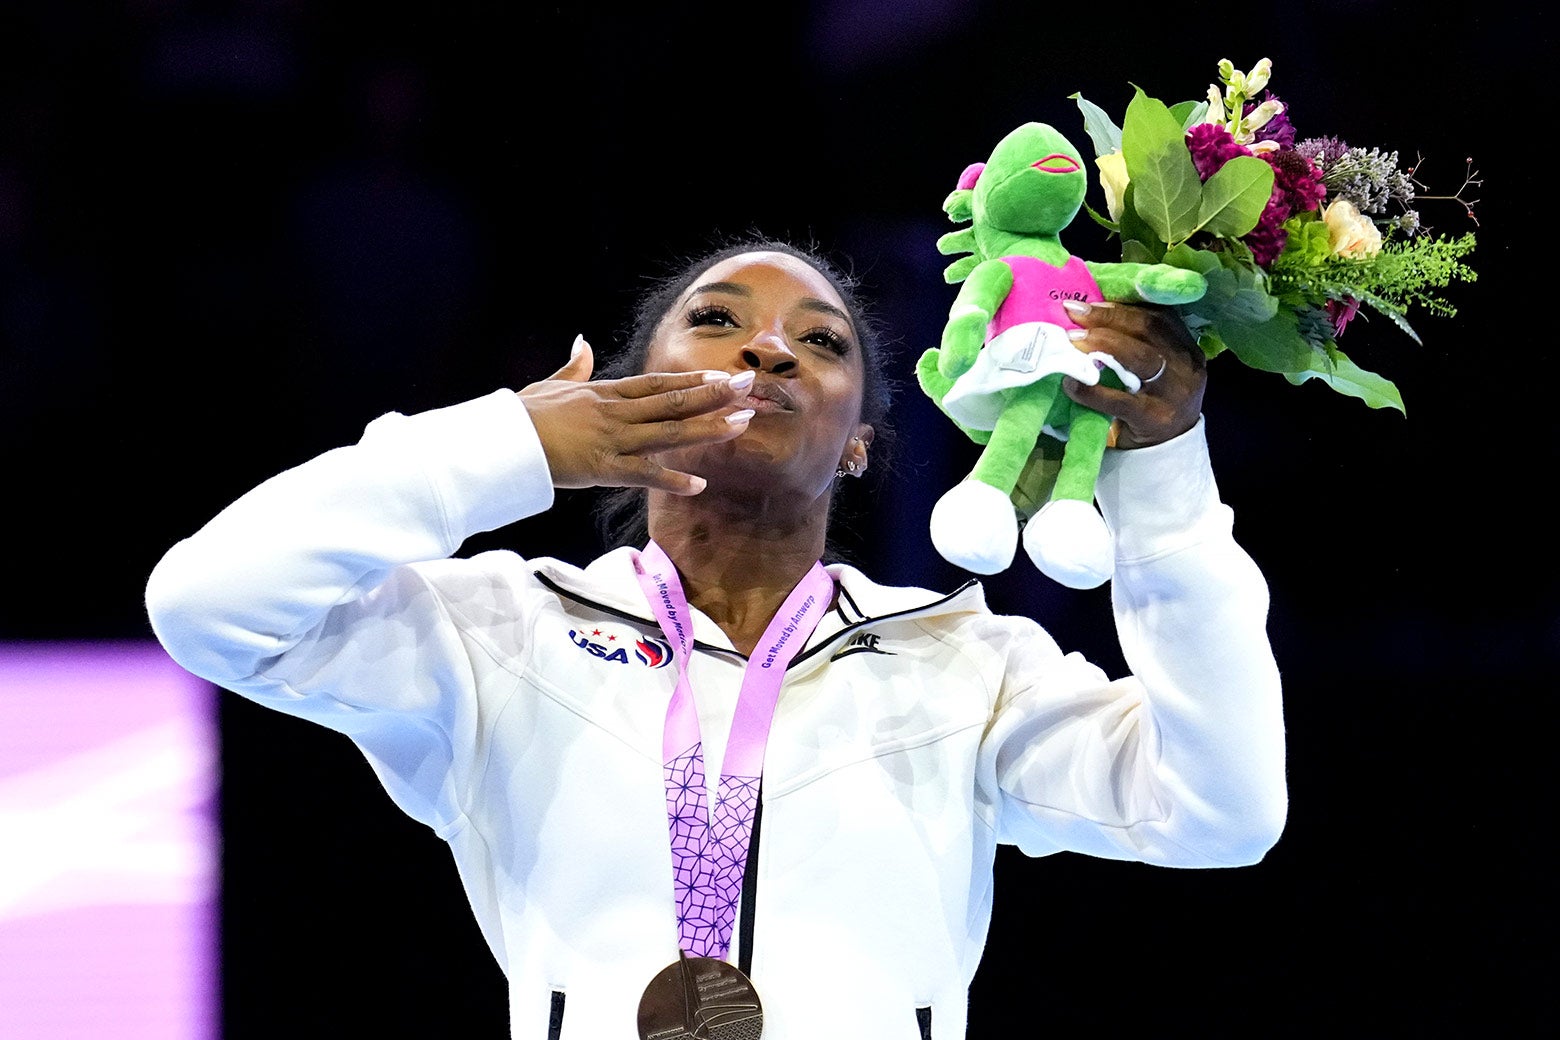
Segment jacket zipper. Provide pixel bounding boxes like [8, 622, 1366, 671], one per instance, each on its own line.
[546, 990, 565, 1040]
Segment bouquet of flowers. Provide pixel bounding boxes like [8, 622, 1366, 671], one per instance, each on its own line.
[1072, 58, 1479, 414]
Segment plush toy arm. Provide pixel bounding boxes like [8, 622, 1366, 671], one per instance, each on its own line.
[937, 228, 980, 283]
[1086, 260, 1208, 306]
[936, 258, 1013, 380]
[943, 187, 975, 222]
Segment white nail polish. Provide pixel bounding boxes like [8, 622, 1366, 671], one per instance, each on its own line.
[726, 409, 756, 425]
[728, 370, 757, 390]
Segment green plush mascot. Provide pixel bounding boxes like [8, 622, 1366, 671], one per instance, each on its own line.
[916, 121, 1208, 588]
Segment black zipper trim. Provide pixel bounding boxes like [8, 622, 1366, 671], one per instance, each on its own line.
[836, 583, 866, 623]
[547, 990, 565, 1040]
[916, 1005, 932, 1039]
[736, 781, 763, 978]
[786, 579, 978, 667]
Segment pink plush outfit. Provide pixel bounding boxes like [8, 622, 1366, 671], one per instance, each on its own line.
[941, 255, 1131, 434]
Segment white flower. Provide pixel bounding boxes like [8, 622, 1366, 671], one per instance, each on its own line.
[1323, 199, 1383, 258]
[1096, 151, 1129, 222]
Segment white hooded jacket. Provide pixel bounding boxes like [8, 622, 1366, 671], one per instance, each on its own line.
[145, 388, 1287, 1040]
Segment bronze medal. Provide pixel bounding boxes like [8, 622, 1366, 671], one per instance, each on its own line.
[637, 950, 763, 1040]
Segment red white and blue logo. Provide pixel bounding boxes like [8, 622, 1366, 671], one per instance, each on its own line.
[568, 626, 674, 668]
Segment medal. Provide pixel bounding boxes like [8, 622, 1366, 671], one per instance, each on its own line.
[637, 950, 764, 1040]
[632, 541, 833, 1040]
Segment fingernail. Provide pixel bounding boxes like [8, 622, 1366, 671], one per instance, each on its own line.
[570, 334, 585, 358]
[688, 476, 707, 494]
[727, 370, 756, 391]
[1061, 300, 1091, 318]
[1067, 328, 1088, 341]
[726, 408, 756, 425]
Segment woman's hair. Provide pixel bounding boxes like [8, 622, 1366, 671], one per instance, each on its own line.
[594, 233, 898, 556]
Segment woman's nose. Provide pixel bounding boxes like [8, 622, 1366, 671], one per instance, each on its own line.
[741, 328, 798, 374]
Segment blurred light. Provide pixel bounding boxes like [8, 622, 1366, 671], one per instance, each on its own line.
[0, 642, 218, 1040]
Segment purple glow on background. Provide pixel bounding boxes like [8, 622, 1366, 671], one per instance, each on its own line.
[0, 642, 218, 1040]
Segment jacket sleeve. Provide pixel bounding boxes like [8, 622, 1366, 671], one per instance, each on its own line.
[143, 389, 556, 825]
[978, 417, 1288, 868]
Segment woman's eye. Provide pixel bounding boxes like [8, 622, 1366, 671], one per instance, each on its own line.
[801, 327, 850, 355]
[687, 305, 738, 328]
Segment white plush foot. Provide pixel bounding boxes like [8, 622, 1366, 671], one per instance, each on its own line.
[929, 480, 1017, 574]
[1022, 498, 1114, 589]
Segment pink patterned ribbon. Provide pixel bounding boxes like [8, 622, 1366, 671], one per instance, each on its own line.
[633, 540, 832, 960]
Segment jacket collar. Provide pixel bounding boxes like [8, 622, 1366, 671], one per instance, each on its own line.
[530, 546, 987, 657]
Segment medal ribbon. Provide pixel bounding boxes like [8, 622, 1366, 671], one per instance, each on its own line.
[633, 539, 832, 960]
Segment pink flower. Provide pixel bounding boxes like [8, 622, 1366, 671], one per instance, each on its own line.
[1326, 296, 1361, 336]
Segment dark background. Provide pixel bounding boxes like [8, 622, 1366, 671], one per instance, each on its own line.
[3, 1, 1552, 1036]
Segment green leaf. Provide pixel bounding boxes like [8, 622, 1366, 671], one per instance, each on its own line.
[1122, 239, 1159, 265]
[1354, 290, 1422, 345]
[1082, 201, 1118, 232]
[1217, 308, 1315, 373]
[1197, 155, 1274, 238]
[1070, 92, 1121, 158]
[1283, 349, 1406, 414]
[1121, 89, 1203, 245]
[1162, 242, 1222, 274]
[1118, 182, 1165, 261]
[1169, 100, 1209, 129]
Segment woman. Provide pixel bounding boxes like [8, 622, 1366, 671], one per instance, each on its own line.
[145, 237, 1286, 1039]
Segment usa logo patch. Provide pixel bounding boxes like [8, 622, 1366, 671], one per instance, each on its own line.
[568, 626, 674, 668]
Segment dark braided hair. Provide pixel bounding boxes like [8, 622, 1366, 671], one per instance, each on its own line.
[594, 233, 898, 557]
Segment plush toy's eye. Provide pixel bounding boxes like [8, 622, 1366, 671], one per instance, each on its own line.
[1031, 153, 1081, 174]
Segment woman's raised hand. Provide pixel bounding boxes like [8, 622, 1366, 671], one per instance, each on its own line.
[1059, 301, 1207, 450]
[517, 335, 755, 495]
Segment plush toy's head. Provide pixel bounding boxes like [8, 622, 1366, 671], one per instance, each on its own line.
[944, 122, 1089, 241]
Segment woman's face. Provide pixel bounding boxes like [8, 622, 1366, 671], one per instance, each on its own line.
[644, 250, 874, 502]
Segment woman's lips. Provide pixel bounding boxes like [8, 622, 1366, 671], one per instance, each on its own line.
[743, 382, 793, 413]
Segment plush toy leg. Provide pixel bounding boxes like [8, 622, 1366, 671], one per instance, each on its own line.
[929, 480, 1017, 574]
[930, 387, 1052, 574]
[1021, 395, 1115, 589]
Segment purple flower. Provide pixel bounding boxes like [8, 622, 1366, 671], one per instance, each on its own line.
[1296, 136, 1350, 171]
[1246, 150, 1326, 266]
[1268, 149, 1327, 214]
[1187, 122, 1250, 181]
[1246, 93, 1295, 149]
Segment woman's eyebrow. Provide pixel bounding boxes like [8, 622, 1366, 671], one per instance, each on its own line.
[689, 281, 852, 326]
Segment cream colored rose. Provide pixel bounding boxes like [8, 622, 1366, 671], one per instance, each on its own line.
[1323, 199, 1383, 258]
[1096, 151, 1130, 223]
